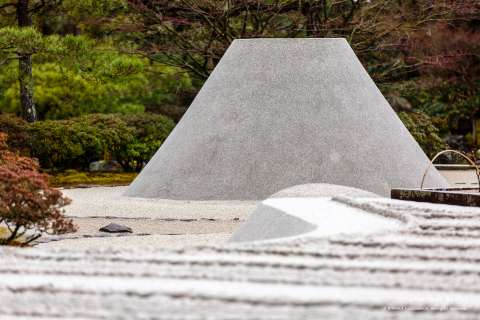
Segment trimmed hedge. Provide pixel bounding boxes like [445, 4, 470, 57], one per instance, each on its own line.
[0, 113, 174, 172]
[116, 113, 174, 171]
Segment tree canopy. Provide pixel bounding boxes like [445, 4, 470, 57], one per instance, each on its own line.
[0, 0, 479, 152]
[0, 0, 194, 121]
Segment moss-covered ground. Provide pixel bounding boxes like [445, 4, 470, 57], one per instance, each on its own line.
[51, 171, 137, 188]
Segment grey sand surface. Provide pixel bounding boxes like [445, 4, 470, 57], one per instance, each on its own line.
[127, 38, 447, 200]
[37, 186, 254, 249]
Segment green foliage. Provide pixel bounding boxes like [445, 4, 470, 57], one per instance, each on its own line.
[0, 113, 174, 171]
[0, 27, 70, 67]
[0, 26, 39, 54]
[0, 29, 153, 119]
[28, 114, 135, 170]
[1, 61, 147, 119]
[2, 0, 478, 157]
[0, 16, 194, 119]
[395, 80, 480, 144]
[0, 32, 193, 119]
[141, 64, 194, 111]
[398, 111, 447, 158]
[62, 0, 127, 15]
[116, 113, 175, 171]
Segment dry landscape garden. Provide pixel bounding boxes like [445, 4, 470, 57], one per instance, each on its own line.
[0, 0, 480, 319]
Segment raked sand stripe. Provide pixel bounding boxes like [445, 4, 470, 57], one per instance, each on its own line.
[3, 194, 480, 318]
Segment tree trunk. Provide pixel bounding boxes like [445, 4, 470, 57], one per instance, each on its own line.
[17, 0, 37, 122]
[18, 54, 36, 122]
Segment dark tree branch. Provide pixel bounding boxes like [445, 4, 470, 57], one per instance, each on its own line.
[5, 224, 20, 243]
[0, 56, 18, 65]
[23, 232, 42, 245]
[29, 0, 63, 13]
[0, 2, 16, 10]
[29, 0, 46, 12]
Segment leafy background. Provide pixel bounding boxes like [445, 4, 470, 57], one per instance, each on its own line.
[0, 0, 479, 169]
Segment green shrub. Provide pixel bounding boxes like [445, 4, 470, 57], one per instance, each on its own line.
[0, 113, 174, 171]
[71, 114, 136, 165]
[28, 114, 135, 170]
[398, 111, 448, 158]
[117, 113, 174, 171]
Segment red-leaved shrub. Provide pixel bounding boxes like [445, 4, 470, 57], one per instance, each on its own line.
[0, 132, 76, 245]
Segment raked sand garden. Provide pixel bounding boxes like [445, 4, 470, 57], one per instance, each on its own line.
[4, 182, 480, 319]
[35, 186, 256, 250]
[1, 17, 479, 318]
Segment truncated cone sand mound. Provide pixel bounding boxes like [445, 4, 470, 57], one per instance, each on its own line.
[126, 38, 447, 200]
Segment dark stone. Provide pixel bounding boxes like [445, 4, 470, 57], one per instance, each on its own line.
[99, 223, 133, 233]
[89, 160, 122, 172]
[386, 94, 413, 112]
[446, 134, 467, 151]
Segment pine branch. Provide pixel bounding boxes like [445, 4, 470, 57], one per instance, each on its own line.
[0, 2, 16, 10]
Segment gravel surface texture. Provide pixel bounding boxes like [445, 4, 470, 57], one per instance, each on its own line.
[61, 186, 256, 220]
[3, 195, 480, 319]
[35, 186, 254, 249]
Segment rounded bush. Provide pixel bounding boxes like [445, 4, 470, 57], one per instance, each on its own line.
[0, 113, 174, 172]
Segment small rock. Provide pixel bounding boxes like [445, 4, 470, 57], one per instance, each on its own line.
[446, 134, 467, 151]
[99, 223, 133, 233]
[89, 160, 122, 172]
[386, 94, 412, 112]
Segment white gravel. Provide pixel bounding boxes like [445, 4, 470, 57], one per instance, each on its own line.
[36, 186, 257, 250]
[61, 186, 257, 220]
[39, 233, 232, 250]
[6, 184, 480, 318]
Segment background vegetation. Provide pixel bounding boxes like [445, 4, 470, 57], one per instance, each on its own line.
[0, 0, 479, 170]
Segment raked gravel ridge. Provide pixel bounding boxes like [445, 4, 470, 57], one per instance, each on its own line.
[3, 193, 480, 319]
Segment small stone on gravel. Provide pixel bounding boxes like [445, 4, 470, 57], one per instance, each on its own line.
[99, 223, 133, 233]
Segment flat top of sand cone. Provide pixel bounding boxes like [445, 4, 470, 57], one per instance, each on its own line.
[126, 38, 447, 200]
